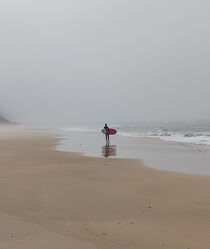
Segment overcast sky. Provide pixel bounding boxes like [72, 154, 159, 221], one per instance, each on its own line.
[0, 0, 210, 124]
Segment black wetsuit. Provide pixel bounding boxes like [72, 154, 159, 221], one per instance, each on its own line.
[104, 125, 110, 144]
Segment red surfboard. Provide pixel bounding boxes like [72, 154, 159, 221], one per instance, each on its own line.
[102, 128, 117, 135]
[109, 129, 117, 135]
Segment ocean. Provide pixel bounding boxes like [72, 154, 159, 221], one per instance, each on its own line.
[59, 120, 210, 147]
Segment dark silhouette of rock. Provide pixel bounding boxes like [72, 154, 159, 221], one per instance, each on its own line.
[0, 115, 11, 124]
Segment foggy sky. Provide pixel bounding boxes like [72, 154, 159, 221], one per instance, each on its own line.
[0, 0, 210, 124]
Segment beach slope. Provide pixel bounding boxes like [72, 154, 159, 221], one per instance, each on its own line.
[0, 133, 210, 249]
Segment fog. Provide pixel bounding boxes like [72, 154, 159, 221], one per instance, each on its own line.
[0, 0, 210, 125]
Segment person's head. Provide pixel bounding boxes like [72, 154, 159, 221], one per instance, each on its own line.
[105, 123, 108, 127]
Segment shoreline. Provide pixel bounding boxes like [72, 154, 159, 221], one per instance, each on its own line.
[57, 130, 210, 176]
[0, 132, 210, 248]
[2, 125, 210, 176]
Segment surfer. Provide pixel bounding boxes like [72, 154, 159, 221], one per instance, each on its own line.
[104, 123, 110, 144]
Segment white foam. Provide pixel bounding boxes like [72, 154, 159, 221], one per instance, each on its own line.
[117, 131, 141, 137]
[118, 130, 210, 147]
[159, 134, 210, 146]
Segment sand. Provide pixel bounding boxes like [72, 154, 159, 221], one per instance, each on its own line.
[0, 133, 210, 249]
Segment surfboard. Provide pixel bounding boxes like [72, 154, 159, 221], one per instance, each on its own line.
[101, 128, 117, 135]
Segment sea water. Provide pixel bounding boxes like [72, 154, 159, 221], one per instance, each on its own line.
[56, 121, 210, 175]
[58, 120, 210, 147]
[116, 120, 210, 146]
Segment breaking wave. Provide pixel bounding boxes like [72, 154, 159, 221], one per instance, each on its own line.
[59, 121, 210, 147]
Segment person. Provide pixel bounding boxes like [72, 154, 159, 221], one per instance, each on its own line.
[104, 123, 110, 144]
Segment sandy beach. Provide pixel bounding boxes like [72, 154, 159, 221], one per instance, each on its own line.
[0, 132, 210, 249]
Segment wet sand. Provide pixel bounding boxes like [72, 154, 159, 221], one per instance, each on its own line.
[57, 130, 210, 175]
[0, 132, 210, 249]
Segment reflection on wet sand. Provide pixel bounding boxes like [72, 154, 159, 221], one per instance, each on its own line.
[102, 145, 117, 158]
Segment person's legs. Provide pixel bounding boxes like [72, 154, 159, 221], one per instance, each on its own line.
[105, 134, 108, 143]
